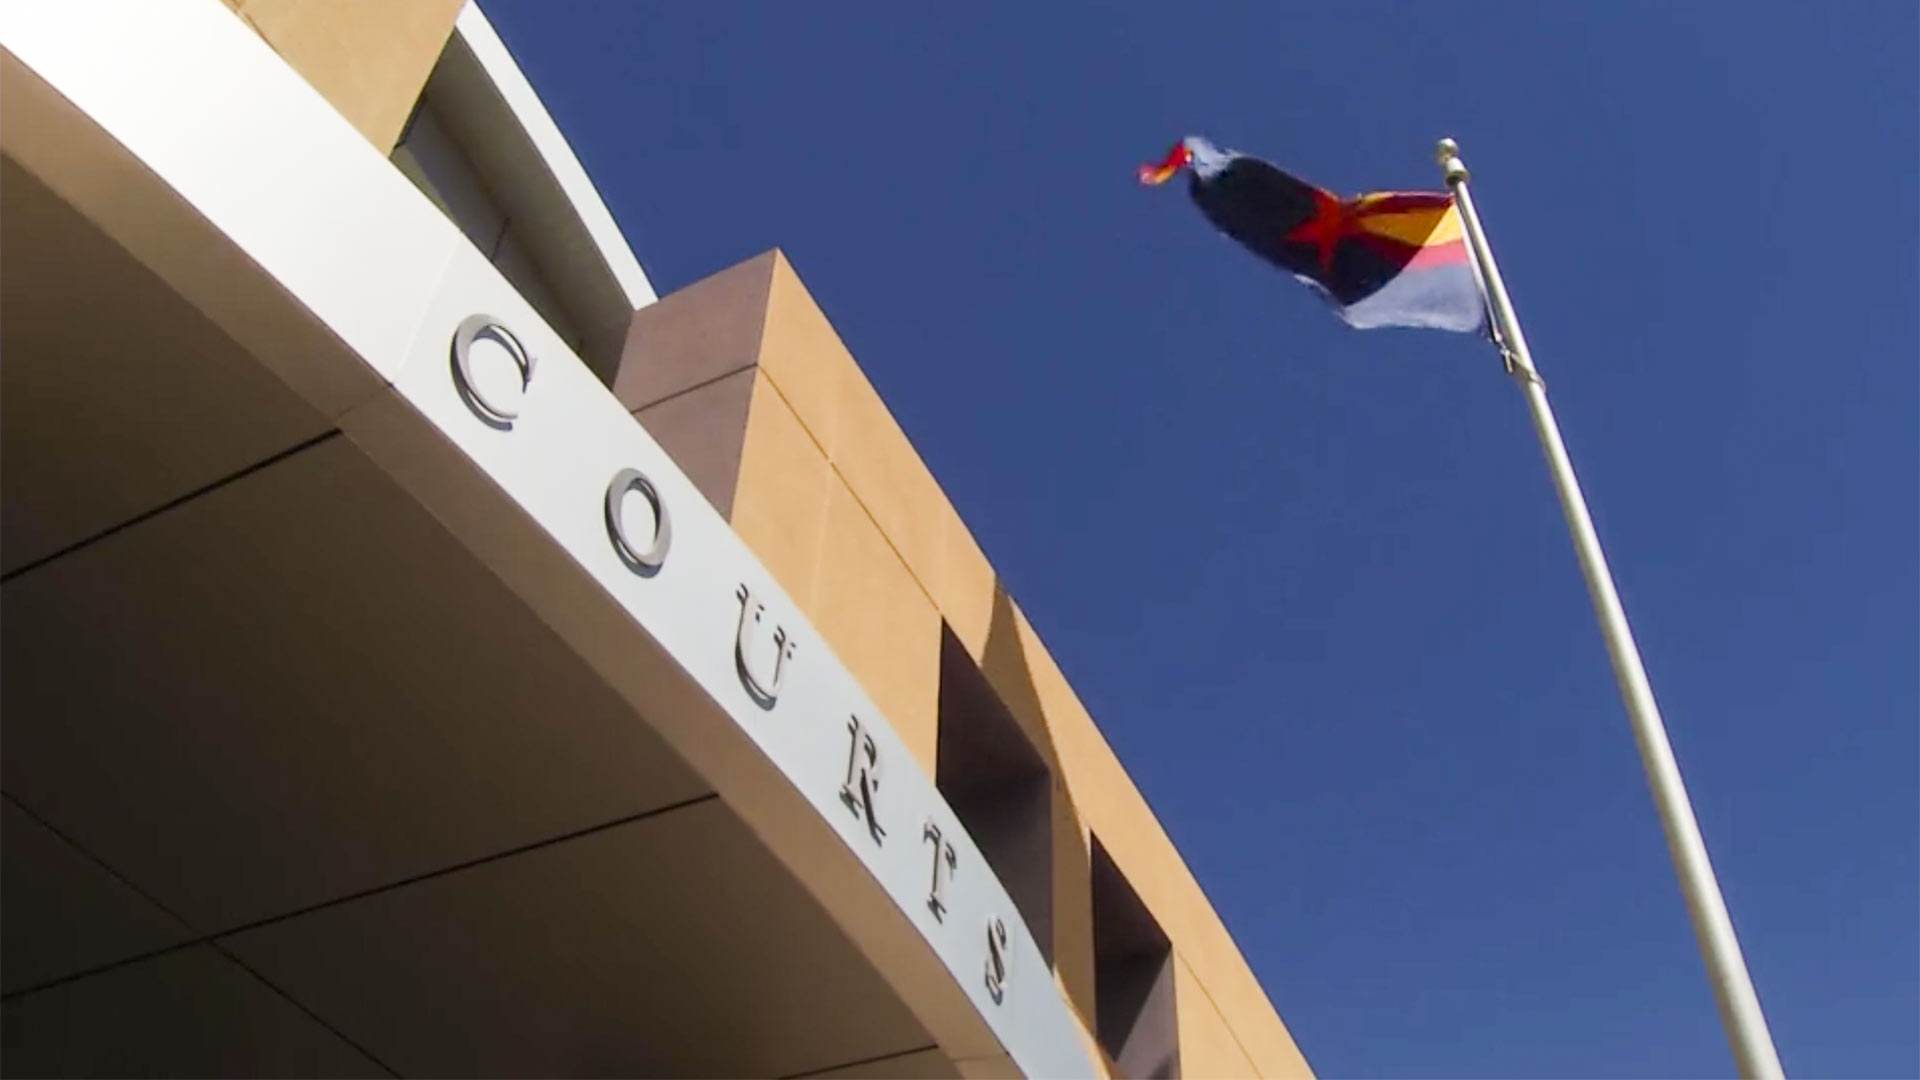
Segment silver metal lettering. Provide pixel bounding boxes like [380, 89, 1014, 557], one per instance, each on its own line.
[449, 315, 534, 428]
[985, 914, 1012, 1004]
[839, 716, 884, 844]
[604, 468, 671, 574]
[733, 584, 794, 709]
[923, 820, 957, 920]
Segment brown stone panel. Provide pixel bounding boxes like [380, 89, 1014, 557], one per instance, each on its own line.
[811, 479, 942, 774]
[229, 0, 465, 152]
[632, 367, 757, 517]
[614, 251, 777, 412]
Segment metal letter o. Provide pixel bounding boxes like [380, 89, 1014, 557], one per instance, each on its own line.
[450, 315, 535, 427]
[605, 468, 671, 574]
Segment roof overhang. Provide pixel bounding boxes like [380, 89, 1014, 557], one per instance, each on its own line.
[414, 2, 657, 373]
[0, 0, 1091, 1075]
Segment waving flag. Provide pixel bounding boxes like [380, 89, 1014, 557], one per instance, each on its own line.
[1141, 136, 1487, 333]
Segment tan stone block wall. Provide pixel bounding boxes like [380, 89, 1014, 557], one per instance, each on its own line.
[741, 253, 971, 776]
[1056, 973, 1115, 1080]
[758, 255, 850, 451]
[829, 365, 949, 598]
[1175, 955, 1261, 1080]
[621, 250, 1313, 1079]
[937, 510, 997, 661]
[223, 0, 464, 152]
[730, 374, 833, 606]
[1051, 795, 1100, 1043]
[755, 255, 995, 647]
[807, 479, 942, 774]
[991, 598, 1312, 1079]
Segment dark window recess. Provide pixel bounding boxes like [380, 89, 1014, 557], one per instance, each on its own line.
[935, 624, 1054, 966]
[1092, 836, 1180, 1080]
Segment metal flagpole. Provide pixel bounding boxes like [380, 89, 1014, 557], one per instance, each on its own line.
[1434, 138, 1785, 1080]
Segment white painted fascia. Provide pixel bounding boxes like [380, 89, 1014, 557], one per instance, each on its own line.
[0, 2, 1093, 1074]
[455, 1, 655, 311]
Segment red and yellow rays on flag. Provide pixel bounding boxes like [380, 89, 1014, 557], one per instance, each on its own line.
[1141, 137, 1486, 333]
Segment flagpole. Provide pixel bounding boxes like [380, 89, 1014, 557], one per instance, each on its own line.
[1435, 138, 1785, 1080]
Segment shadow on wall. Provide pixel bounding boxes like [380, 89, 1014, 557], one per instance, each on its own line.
[969, 582, 1184, 1080]
[976, 582, 1099, 1034]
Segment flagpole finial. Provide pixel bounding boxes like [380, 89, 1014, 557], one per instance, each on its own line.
[1436, 137, 1469, 183]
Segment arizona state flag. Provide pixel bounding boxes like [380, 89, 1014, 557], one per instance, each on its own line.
[1141, 136, 1488, 333]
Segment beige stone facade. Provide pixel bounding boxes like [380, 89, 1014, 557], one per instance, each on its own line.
[5, 1, 1314, 1073]
[619, 252, 1313, 1078]
[220, 0, 465, 152]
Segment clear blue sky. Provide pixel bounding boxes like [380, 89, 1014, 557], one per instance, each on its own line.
[484, 3, 1917, 1076]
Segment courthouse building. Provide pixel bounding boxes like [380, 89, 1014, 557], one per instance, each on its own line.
[0, 2, 1314, 1076]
